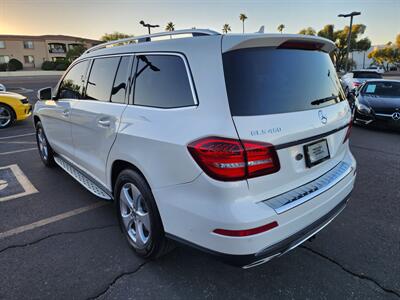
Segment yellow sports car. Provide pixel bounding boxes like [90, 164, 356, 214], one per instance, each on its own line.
[0, 91, 32, 128]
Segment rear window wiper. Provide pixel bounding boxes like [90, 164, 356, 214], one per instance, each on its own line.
[311, 95, 338, 106]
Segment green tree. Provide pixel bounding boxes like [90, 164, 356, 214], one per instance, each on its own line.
[298, 27, 316, 36]
[165, 22, 175, 32]
[222, 24, 232, 34]
[396, 33, 400, 48]
[368, 44, 399, 71]
[277, 24, 285, 34]
[318, 24, 335, 41]
[100, 32, 133, 42]
[239, 13, 248, 34]
[66, 44, 86, 62]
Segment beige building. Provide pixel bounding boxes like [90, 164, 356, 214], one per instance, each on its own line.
[0, 34, 100, 69]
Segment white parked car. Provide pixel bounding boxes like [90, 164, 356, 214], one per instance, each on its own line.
[366, 66, 384, 74]
[341, 70, 383, 95]
[33, 30, 356, 268]
[0, 84, 6, 92]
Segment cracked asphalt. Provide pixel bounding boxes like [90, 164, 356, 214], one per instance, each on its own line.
[0, 76, 399, 299]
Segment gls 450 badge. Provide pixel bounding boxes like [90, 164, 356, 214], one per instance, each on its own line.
[251, 127, 282, 136]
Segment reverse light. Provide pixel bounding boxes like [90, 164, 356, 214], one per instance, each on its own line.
[187, 137, 280, 181]
[213, 221, 279, 237]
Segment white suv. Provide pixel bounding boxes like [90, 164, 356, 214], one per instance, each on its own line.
[34, 29, 356, 268]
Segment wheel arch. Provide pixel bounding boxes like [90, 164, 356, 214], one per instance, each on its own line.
[33, 115, 41, 127]
[110, 160, 151, 196]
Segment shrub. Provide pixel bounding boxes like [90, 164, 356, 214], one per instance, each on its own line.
[41, 61, 56, 70]
[8, 58, 23, 71]
[55, 61, 70, 71]
[0, 63, 7, 72]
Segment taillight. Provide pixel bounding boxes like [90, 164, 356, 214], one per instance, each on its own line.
[213, 221, 278, 237]
[187, 137, 280, 181]
[343, 121, 353, 143]
[353, 82, 362, 87]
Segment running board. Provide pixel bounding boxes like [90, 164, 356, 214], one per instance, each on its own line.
[54, 156, 112, 200]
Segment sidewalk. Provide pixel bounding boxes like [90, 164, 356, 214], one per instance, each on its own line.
[0, 71, 64, 77]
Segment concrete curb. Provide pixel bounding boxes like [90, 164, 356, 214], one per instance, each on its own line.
[0, 71, 64, 77]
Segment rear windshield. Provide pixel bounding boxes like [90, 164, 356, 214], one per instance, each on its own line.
[223, 48, 345, 116]
[353, 71, 382, 79]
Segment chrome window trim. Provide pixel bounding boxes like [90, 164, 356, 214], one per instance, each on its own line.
[132, 51, 199, 107]
[263, 161, 353, 214]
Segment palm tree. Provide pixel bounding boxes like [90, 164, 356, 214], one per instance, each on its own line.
[165, 22, 175, 32]
[277, 24, 285, 34]
[239, 13, 248, 34]
[222, 24, 231, 34]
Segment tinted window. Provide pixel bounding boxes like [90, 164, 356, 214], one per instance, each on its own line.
[361, 81, 400, 97]
[111, 56, 130, 103]
[58, 60, 89, 99]
[133, 55, 194, 108]
[86, 57, 120, 101]
[223, 48, 345, 116]
[353, 71, 382, 79]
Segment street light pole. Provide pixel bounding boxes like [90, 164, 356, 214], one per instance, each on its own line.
[338, 11, 361, 72]
[139, 20, 160, 35]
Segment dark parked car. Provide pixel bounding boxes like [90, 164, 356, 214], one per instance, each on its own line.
[354, 80, 400, 129]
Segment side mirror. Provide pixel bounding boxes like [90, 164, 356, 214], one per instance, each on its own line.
[37, 87, 52, 101]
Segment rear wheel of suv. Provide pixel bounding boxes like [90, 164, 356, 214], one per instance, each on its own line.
[115, 169, 172, 259]
[35, 121, 55, 167]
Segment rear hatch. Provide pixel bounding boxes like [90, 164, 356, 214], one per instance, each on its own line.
[222, 35, 352, 200]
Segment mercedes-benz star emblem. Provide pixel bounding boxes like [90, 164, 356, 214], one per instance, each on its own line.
[392, 112, 400, 121]
[318, 110, 327, 124]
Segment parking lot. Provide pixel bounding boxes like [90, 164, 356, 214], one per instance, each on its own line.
[0, 76, 399, 299]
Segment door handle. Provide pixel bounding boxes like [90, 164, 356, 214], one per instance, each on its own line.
[98, 119, 111, 127]
[62, 109, 70, 117]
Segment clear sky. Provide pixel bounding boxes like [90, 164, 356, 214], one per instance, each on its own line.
[0, 0, 399, 45]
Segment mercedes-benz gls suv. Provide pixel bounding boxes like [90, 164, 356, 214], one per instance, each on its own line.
[33, 29, 356, 268]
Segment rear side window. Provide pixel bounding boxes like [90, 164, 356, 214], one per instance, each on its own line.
[58, 60, 89, 99]
[353, 71, 382, 79]
[223, 48, 345, 116]
[133, 55, 194, 108]
[111, 56, 131, 103]
[86, 57, 120, 101]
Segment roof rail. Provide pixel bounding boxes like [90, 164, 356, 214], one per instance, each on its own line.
[84, 29, 220, 54]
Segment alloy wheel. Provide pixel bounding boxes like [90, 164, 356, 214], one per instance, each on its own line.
[37, 128, 49, 160]
[0, 106, 11, 128]
[119, 182, 151, 249]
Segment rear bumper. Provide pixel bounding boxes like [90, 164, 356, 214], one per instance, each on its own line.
[168, 193, 350, 268]
[155, 149, 356, 263]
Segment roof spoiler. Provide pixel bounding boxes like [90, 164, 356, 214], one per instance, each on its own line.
[222, 34, 336, 53]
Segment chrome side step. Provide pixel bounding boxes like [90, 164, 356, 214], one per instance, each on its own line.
[54, 156, 112, 200]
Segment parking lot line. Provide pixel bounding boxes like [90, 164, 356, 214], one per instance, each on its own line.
[0, 164, 38, 202]
[0, 148, 37, 155]
[0, 201, 108, 240]
[0, 133, 35, 140]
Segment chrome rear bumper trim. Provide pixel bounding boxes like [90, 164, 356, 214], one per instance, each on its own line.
[263, 161, 353, 214]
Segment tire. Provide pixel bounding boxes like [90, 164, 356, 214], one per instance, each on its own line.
[115, 169, 173, 259]
[35, 121, 55, 167]
[0, 104, 15, 129]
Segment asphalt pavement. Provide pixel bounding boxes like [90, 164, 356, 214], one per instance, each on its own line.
[0, 76, 399, 299]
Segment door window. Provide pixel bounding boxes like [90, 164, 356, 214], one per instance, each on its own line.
[58, 60, 89, 99]
[133, 55, 195, 108]
[86, 57, 120, 102]
[111, 56, 131, 103]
